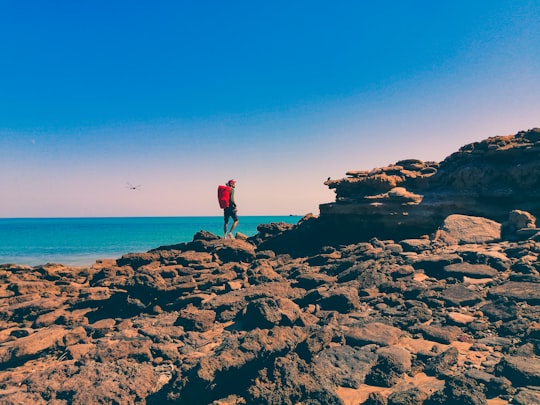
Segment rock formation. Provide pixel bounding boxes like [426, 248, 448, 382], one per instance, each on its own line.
[317, 128, 540, 243]
[1, 128, 540, 404]
[254, 128, 540, 255]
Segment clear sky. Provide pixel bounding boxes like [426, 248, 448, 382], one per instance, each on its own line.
[1, 1, 539, 218]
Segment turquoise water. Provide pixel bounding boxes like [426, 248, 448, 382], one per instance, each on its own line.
[0, 216, 302, 267]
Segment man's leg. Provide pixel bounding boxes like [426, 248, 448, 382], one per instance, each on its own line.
[229, 219, 239, 234]
[224, 209, 230, 237]
[228, 210, 239, 236]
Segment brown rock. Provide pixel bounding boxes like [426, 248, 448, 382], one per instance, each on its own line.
[315, 286, 361, 313]
[365, 346, 412, 387]
[24, 359, 158, 404]
[175, 307, 216, 332]
[246, 353, 342, 404]
[0, 326, 68, 367]
[411, 253, 462, 278]
[116, 252, 160, 269]
[427, 374, 487, 405]
[447, 312, 476, 325]
[87, 318, 116, 337]
[417, 324, 462, 344]
[294, 273, 337, 289]
[509, 210, 537, 229]
[436, 214, 501, 245]
[344, 322, 403, 347]
[443, 262, 499, 279]
[174, 250, 214, 266]
[424, 346, 459, 376]
[512, 388, 540, 405]
[441, 284, 483, 307]
[7, 280, 61, 296]
[489, 281, 540, 304]
[497, 355, 540, 386]
[312, 345, 377, 388]
[241, 297, 302, 329]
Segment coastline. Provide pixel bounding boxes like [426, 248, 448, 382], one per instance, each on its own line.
[0, 215, 303, 267]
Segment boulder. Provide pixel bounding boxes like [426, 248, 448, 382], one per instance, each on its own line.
[116, 252, 159, 269]
[411, 253, 462, 278]
[317, 286, 360, 312]
[0, 326, 68, 367]
[496, 355, 540, 386]
[436, 214, 501, 245]
[424, 346, 459, 376]
[489, 281, 540, 304]
[240, 297, 302, 329]
[440, 284, 483, 307]
[417, 325, 462, 344]
[512, 388, 540, 405]
[443, 262, 499, 279]
[175, 307, 216, 332]
[246, 353, 342, 405]
[509, 210, 537, 230]
[365, 346, 412, 387]
[344, 322, 404, 347]
[387, 388, 429, 405]
[312, 345, 377, 388]
[427, 374, 487, 405]
[480, 298, 519, 322]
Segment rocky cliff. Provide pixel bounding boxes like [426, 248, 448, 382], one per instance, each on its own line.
[320, 128, 540, 241]
[255, 128, 540, 255]
[1, 129, 540, 405]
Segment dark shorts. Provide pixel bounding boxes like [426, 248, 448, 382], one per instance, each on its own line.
[224, 206, 238, 223]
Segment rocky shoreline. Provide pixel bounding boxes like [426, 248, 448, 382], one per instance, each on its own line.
[1, 129, 540, 404]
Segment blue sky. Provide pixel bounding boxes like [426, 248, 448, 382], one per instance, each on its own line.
[1, 1, 539, 217]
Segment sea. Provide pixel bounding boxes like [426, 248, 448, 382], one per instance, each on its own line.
[0, 216, 302, 267]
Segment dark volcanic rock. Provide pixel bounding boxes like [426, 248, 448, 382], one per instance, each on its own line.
[489, 281, 540, 304]
[343, 322, 404, 347]
[411, 253, 462, 278]
[246, 353, 342, 405]
[496, 355, 540, 386]
[174, 307, 216, 332]
[387, 388, 428, 405]
[425, 375, 487, 405]
[513, 388, 540, 405]
[417, 324, 463, 344]
[240, 297, 303, 329]
[443, 262, 499, 279]
[480, 298, 519, 322]
[365, 346, 412, 387]
[424, 346, 459, 376]
[312, 345, 377, 388]
[440, 284, 483, 307]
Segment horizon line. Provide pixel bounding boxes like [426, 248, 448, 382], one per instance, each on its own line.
[0, 214, 305, 220]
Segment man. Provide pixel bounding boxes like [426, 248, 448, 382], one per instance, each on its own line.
[223, 179, 238, 239]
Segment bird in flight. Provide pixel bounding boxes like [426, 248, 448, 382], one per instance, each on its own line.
[126, 182, 142, 190]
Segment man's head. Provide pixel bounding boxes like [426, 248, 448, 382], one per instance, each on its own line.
[227, 179, 236, 187]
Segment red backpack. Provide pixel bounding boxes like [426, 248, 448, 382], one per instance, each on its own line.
[217, 185, 230, 208]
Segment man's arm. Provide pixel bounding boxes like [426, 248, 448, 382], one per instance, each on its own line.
[230, 188, 236, 208]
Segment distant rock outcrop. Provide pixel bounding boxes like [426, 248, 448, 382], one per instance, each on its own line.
[322, 128, 540, 240]
[258, 128, 540, 254]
